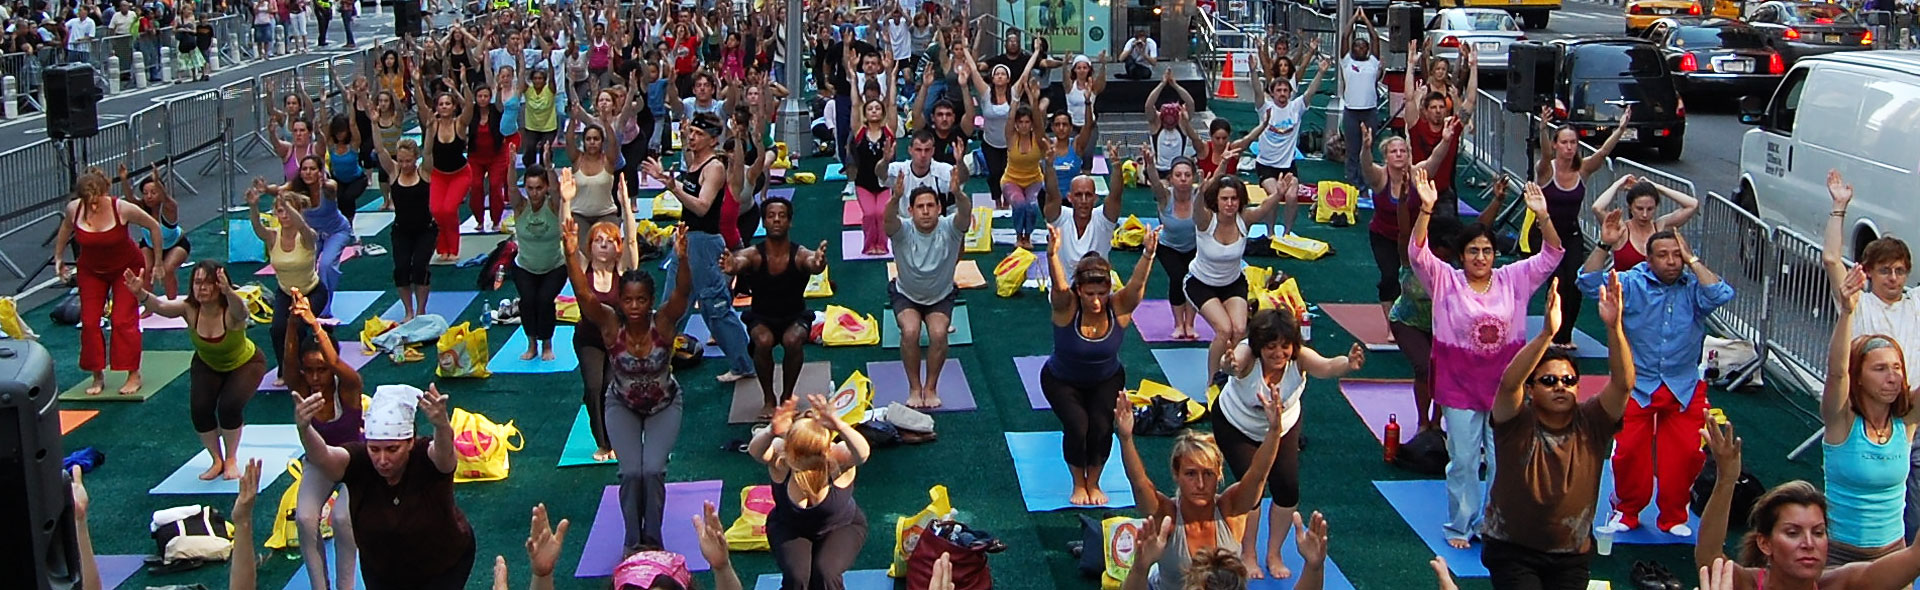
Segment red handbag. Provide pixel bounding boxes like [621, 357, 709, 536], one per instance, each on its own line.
[905, 521, 992, 590]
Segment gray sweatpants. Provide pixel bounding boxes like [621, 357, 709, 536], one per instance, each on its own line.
[607, 392, 685, 552]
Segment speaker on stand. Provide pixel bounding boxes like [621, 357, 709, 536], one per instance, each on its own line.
[1505, 41, 1558, 115]
[1388, 3, 1425, 52]
[0, 340, 77, 590]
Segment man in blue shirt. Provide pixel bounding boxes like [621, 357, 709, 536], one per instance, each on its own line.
[1578, 213, 1735, 538]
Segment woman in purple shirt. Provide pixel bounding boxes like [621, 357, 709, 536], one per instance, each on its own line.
[282, 291, 363, 590]
[1408, 169, 1564, 549]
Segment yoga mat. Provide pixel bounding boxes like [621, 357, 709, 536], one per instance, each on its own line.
[352, 211, 396, 237]
[839, 230, 892, 261]
[1340, 377, 1607, 446]
[729, 361, 834, 423]
[574, 481, 723, 577]
[680, 315, 730, 358]
[150, 425, 303, 495]
[1597, 460, 1701, 545]
[60, 409, 99, 434]
[58, 351, 194, 402]
[559, 406, 616, 467]
[1092, 155, 1109, 175]
[865, 359, 977, 412]
[1244, 503, 1358, 590]
[378, 290, 478, 323]
[638, 174, 666, 190]
[1374, 479, 1488, 577]
[824, 163, 847, 181]
[1525, 316, 1608, 358]
[357, 196, 385, 212]
[1132, 299, 1215, 343]
[259, 342, 380, 391]
[487, 326, 581, 373]
[96, 554, 145, 590]
[634, 196, 658, 219]
[254, 246, 360, 275]
[1005, 431, 1135, 511]
[991, 228, 1051, 246]
[325, 290, 385, 324]
[457, 214, 507, 234]
[280, 541, 365, 590]
[1151, 348, 1213, 404]
[432, 234, 510, 265]
[887, 260, 986, 289]
[767, 188, 796, 200]
[1014, 355, 1050, 410]
[136, 296, 191, 330]
[841, 200, 865, 226]
[880, 306, 973, 348]
[753, 570, 892, 590]
[229, 219, 265, 263]
[1319, 303, 1399, 351]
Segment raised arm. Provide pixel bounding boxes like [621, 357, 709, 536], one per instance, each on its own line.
[1823, 169, 1853, 282]
[1112, 399, 1171, 518]
[1588, 174, 1637, 219]
[1045, 225, 1074, 313]
[1694, 418, 1755, 590]
[561, 218, 618, 328]
[419, 385, 457, 474]
[1653, 181, 1700, 230]
[1116, 232, 1158, 317]
[1297, 342, 1365, 380]
[654, 229, 697, 331]
[1824, 264, 1864, 441]
[951, 159, 975, 234]
[1583, 106, 1631, 177]
[1494, 280, 1562, 424]
[1594, 271, 1634, 419]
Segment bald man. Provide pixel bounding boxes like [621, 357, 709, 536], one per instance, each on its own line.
[1043, 159, 1126, 264]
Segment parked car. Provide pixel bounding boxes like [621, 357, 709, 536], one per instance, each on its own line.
[1626, 0, 1704, 35]
[1546, 38, 1689, 160]
[1430, 0, 1560, 29]
[1738, 51, 1920, 261]
[1422, 8, 1526, 73]
[1646, 18, 1786, 100]
[1742, 1, 1873, 64]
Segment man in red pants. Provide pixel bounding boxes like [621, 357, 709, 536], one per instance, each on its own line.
[1577, 224, 1734, 537]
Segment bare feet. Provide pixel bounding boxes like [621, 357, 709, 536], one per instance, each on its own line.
[1068, 484, 1091, 506]
[1267, 553, 1292, 579]
[922, 388, 944, 409]
[198, 457, 225, 481]
[402, 313, 418, 324]
[540, 346, 556, 362]
[757, 403, 776, 421]
[591, 448, 617, 462]
[906, 388, 926, 408]
[117, 371, 142, 396]
[521, 346, 538, 361]
[272, 377, 285, 387]
[223, 459, 244, 480]
[1245, 563, 1266, 580]
[1447, 538, 1472, 550]
[1085, 485, 1108, 506]
[85, 373, 105, 396]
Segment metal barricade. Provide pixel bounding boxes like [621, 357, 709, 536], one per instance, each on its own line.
[1461, 88, 1504, 178]
[127, 105, 169, 170]
[1763, 226, 1837, 389]
[1693, 191, 1771, 348]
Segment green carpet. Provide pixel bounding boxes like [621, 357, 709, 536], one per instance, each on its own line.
[37, 111, 1826, 590]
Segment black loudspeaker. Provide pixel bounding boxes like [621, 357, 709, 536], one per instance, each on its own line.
[1505, 42, 1558, 114]
[0, 341, 75, 590]
[1388, 3, 1424, 51]
[43, 63, 100, 140]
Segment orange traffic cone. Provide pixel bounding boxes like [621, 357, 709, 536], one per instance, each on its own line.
[1217, 57, 1238, 99]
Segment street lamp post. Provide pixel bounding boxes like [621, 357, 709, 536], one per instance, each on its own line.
[779, 0, 810, 151]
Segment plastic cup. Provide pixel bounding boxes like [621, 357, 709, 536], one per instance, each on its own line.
[1595, 529, 1615, 556]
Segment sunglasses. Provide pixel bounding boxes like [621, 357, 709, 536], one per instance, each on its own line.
[1530, 375, 1578, 387]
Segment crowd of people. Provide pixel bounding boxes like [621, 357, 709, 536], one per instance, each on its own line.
[43, 0, 1920, 588]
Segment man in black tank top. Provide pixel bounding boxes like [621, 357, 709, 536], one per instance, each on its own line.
[718, 197, 828, 419]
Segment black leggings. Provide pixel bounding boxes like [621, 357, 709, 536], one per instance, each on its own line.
[1040, 368, 1125, 468]
[1551, 237, 1588, 345]
[334, 174, 369, 223]
[617, 132, 649, 200]
[391, 228, 435, 287]
[512, 264, 569, 341]
[188, 351, 266, 432]
[575, 324, 612, 451]
[1158, 247, 1196, 305]
[767, 513, 869, 590]
[363, 540, 475, 590]
[1368, 231, 1402, 302]
[269, 285, 332, 370]
[520, 129, 558, 168]
[1210, 409, 1303, 507]
[982, 143, 1008, 203]
[1480, 537, 1592, 590]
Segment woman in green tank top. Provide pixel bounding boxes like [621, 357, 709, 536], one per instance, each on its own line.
[125, 261, 267, 481]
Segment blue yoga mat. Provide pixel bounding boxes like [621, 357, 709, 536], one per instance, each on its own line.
[229, 219, 265, 263]
[1243, 504, 1357, 589]
[1525, 316, 1608, 358]
[488, 326, 581, 373]
[150, 425, 303, 495]
[680, 315, 728, 358]
[357, 196, 385, 212]
[558, 406, 616, 467]
[824, 163, 847, 182]
[1151, 348, 1213, 404]
[326, 290, 383, 324]
[753, 570, 891, 590]
[1597, 460, 1701, 545]
[379, 291, 479, 323]
[1373, 479, 1487, 577]
[1005, 431, 1135, 511]
[280, 541, 365, 590]
[96, 554, 144, 590]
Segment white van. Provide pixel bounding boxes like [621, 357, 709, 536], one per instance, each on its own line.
[1736, 50, 1920, 261]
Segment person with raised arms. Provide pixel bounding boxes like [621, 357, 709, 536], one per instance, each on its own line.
[882, 174, 974, 409]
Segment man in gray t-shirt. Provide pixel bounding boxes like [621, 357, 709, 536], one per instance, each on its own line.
[884, 165, 973, 409]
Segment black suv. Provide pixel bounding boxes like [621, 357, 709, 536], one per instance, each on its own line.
[1546, 38, 1689, 160]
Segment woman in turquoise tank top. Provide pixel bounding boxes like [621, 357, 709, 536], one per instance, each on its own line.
[124, 261, 266, 481]
[1820, 264, 1920, 565]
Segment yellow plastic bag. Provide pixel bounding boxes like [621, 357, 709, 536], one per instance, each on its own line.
[1258, 277, 1310, 324]
[1245, 266, 1275, 303]
[235, 284, 273, 324]
[1100, 516, 1147, 589]
[828, 371, 873, 424]
[451, 407, 523, 483]
[263, 458, 335, 550]
[805, 266, 835, 298]
[556, 296, 581, 323]
[651, 197, 684, 220]
[888, 485, 954, 577]
[1315, 180, 1360, 225]
[1272, 233, 1331, 261]
[822, 305, 879, 347]
[723, 485, 776, 551]
[436, 322, 493, 378]
[0, 296, 39, 340]
[1120, 158, 1142, 187]
[994, 248, 1038, 297]
[964, 206, 993, 253]
[793, 172, 818, 184]
[1110, 215, 1148, 250]
[1129, 379, 1209, 423]
[360, 316, 397, 352]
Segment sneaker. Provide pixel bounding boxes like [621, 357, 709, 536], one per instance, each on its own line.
[1595, 510, 1632, 534]
[716, 371, 753, 383]
[1664, 524, 1692, 537]
[360, 243, 389, 256]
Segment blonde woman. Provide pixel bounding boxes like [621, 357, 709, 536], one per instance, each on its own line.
[1115, 402, 1287, 590]
[750, 395, 872, 590]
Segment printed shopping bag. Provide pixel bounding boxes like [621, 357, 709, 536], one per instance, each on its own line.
[1315, 180, 1358, 226]
[723, 485, 776, 551]
[888, 485, 954, 577]
[805, 266, 835, 298]
[829, 371, 874, 424]
[994, 248, 1038, 297]
[1100, 516, 1147, 589]
[263, 458, 335, 550]
[450, 407, 523, 483]
[435, 322, 493, 378]
[822, 305, 879, 347]
[1110, 215, 1148, 251]
[964, 207, 993, 253]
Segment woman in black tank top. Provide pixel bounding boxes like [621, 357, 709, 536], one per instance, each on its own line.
[416, 82, 473, 263]
[370, 137, 435, 321]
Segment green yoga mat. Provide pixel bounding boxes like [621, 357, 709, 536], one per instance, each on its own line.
[57, 351, 194, 402]
[880, 305, 972, 348]
[558, 406, 616, 468]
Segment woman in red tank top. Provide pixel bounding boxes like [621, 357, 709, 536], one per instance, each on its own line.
[1196, 118, 1258, 178]
[52, 167, 164, 396]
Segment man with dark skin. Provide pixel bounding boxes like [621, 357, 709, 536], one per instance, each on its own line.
[718, 197, 830, 419]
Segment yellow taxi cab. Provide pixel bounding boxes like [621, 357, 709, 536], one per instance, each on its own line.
[1626, 0, 1705, 34]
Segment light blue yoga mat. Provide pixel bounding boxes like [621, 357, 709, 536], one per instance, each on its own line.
[681, 315, 729, 358]
[753, 570, 891, 590]
[326, 290, 384, 324]
[379, 290, 479, 323]
[229, 219, 266, 263]
[558, 406, 616, 467]
[1374, 479, 1488, 577]
[280, 541, 365, 590]
[487, 326, 581, 373]
[351, 211, 395, 237]
[357, 196, 385, 212]
[96, 554, 144, 589]
[1597, 460, 1701, 545]
[1244, 503, 1357, 589]
[881, 306, 973, 348]
[1005, 431, 1135, 511]
[150, 425, 303, 495]
[1151, 348, 1213, 404]
[1525, 316, 1607, 358]
[824, 163, 847, 182]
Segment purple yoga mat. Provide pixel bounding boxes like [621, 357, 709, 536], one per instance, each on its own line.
[1340, 377, 1607, 446]
[1131, 299, 1215, 343]
[574, 480, 724, 577]
[260, 342, 380, 391]
[97, 554, 145, 589]
[839, 230, 892, 261]
[1014, 355, 1049, 410]
[865, 359, 976, 411]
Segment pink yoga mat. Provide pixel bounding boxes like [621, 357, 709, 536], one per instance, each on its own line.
[842, 200, 864, 226]
[136, 297, 191, 330]
[260, 342, 380, 391]
[839, 230, 892, 261]
[1320, 303, 1398, 351]
[574, 480, 723, 577]
[254, 246, 359, 276]
[1340, 377, 1608, 446]
[1131, 299, 1214, 343]
[1092, 155, 1109, 175]
[865, 359, 976, 411]
[1014, 355, 1049, 410]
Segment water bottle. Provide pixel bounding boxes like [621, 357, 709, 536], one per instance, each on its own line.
[1704, 350, 1722, 382]
[480, 302, 494, 328]
[1383, 413, 1401, 463]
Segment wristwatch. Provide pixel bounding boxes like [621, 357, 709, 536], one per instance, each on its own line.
[1687, 256, 1702, 266]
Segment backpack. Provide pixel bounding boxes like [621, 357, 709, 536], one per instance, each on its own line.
[1392, 428, 1448, 475]
[1691, 455, 1766, 531]
[476, 239, 519, 290]
[149, 506, 234, 572]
